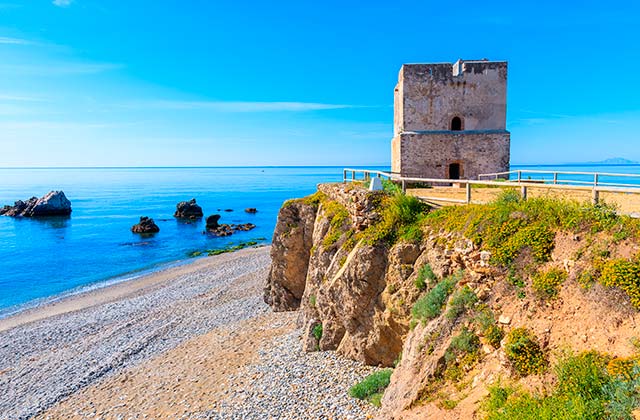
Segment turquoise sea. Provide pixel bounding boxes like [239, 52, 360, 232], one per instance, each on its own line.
[1, 164, 639, 317]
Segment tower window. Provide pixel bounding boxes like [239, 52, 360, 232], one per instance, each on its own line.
[451, 116, 463, 131]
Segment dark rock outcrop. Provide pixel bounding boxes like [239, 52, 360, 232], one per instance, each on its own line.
[206, 214, 221, 229]
[205, 214, 256, 236]
[1, 191, 72, 217]
[233, 223, 256, 231]
[174, 199, 203, 219]
[245, 208, 258, 214]
[131, 216, 160, 234]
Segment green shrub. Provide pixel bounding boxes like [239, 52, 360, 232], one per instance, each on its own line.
[381, 179, 402, 194]
[309, 294, 316, 307]
[321, 201, 350, 248]
[446, 286, 479, 320]
[483, 352, 640, 420]
[312, 323, 323, 342]
[532, 267, 567, 299]
[361, 192, 428, 245]
[504, 327, 547, 376]
[415, 264, 436, 291]
[349, 369, 393, 405]
[443, 327, 481, 382]
[600, 259, 640, 309]
[412, 271, 461, 324]
[424, 195, 640, 272]
[474, 308, 504, 348]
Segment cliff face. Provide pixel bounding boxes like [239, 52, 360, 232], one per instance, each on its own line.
[266, 184, 640, 419]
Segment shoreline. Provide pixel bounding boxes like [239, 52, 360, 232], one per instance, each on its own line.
[0, 245, 268, 333]
[0, 243, 378, 419]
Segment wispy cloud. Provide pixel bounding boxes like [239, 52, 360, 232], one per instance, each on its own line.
[0, 36, 32, 45]
[52, 0, 73, 7]
[0, 62, 123, 76]
[132, 100, 368, 112]
[0, 94, 46, 102]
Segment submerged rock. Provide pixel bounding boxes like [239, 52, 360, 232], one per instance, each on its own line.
[131, 216, 160, 234]
[245, 208, 258, 214]
[174, 199, 203, 219]
[1, 191, 72, 217]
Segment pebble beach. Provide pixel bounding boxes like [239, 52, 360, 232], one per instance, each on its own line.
[0, 246, 379, 419]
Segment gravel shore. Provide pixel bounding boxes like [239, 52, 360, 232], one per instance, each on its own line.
[0, 246, 379, 419]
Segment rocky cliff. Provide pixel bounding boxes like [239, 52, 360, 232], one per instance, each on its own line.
[265, 184, 640, 419]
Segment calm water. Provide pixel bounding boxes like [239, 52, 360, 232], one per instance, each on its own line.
[0, 167, 387, 316]
[1, 164, 639, 317]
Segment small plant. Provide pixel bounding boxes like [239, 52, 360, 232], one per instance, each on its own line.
[309, 294, 316, 307]
[412, 271, 462, 324]
[321, 201, 350, 248]
[532, 267, 567, 299]
[443, 327, 481, 382]
[504, 327, 547, 376]
[446, 286, 478, 320]
[474, 307, 504, 348]
[361, 191, 428, 245]
[349, 369, 393, 407]
[600, 258, 640, 309]
[415, 264, 436, 291]
[312, 323, 323, 342]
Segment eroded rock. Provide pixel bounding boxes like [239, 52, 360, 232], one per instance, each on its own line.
[264, 200, 319, 311]
[131, 216, 160, 234]
[174, 199, 203, 219]
[1, 191, 72, 217]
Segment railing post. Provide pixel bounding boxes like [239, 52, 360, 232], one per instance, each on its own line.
[517, 170, 522, 183]
[343, 169, 347, 184]
[465, 182, 471, 204]
[521, 185, 528, 200]
[401, 180, 406, 193]
[592, 188, 599, 205]
[352, 171, 356, 182]
[553, 172, 558, 184]
[594, 173, 599, 187]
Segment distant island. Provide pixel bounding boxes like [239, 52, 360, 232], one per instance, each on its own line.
[589, 157, 639, 165]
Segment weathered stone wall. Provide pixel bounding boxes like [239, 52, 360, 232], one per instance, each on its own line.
[393, 60, 508, 134]
[391, 131, 510, 179]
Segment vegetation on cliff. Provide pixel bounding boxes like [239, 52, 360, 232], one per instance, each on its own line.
[484, 351, 640, 419]
[267, 183, 640, 418]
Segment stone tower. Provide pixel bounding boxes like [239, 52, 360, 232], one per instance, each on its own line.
[391, 59, 510, 179]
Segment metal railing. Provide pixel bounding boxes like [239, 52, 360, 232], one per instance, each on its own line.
[343, 168, 640, 206]
[478, 169, 640, 189]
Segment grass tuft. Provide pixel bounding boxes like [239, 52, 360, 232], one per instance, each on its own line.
[411, 271, 462, 324]
[349, 369, 393, 406]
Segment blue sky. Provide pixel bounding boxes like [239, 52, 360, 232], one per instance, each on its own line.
[0, 0, 638, 167]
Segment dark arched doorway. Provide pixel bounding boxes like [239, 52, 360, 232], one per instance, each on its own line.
[449, 163, 461, 180]
[451, 116, 462, 131]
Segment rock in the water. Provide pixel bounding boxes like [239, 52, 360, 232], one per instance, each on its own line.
[232, 223, 256, 231]
[206, 214, 221, 229]
[1, 191, 72, 217]
[224, 209, 233, 212]
[205, 214, 256, 236]
[207, 224, 234, 236]
[174, 199, 203, 219]
[245, 208, 258, 214]
[131, 216, 160, 234]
